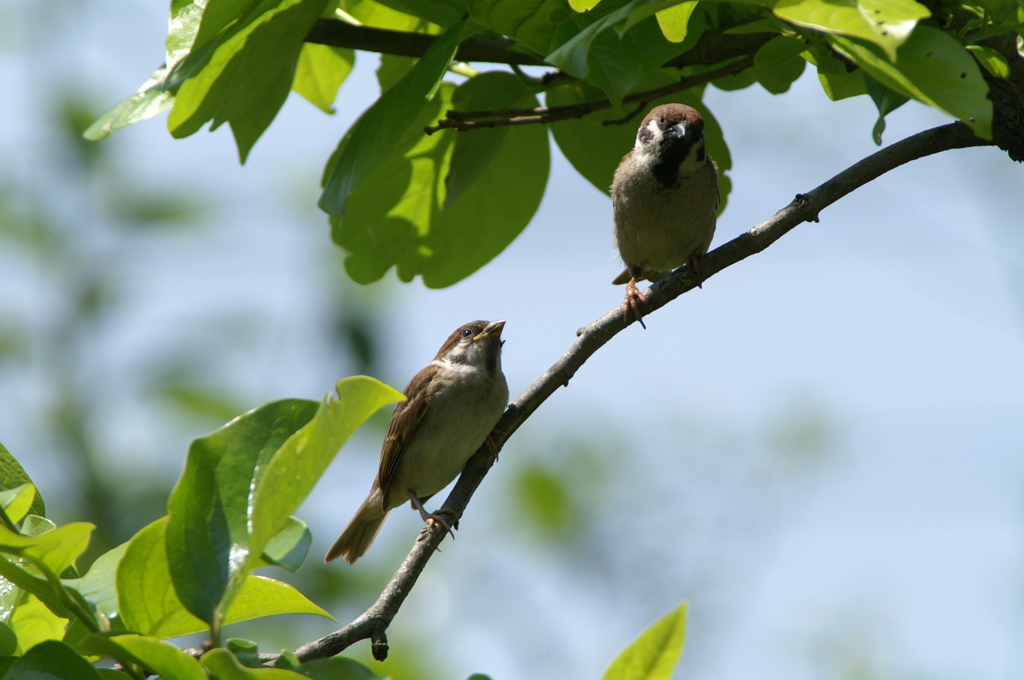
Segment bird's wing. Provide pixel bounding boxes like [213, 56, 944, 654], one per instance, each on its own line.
[376, 364, 436, 510]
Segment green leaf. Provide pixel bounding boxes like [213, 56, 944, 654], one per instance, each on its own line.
[966, 44, 1010, 78]
[248, 377, 404, 560]
[655, 1, 698, 42]
[772, 0, 930, 61]
[830, 27, 992, 138]
[168, 0, 333, 162]
[571, 0, 604, 10]
[0, 443, 45, 517]
[333, 82, 550, 287]
[165, 399, 319, 624]
[258, 516, 311, 573]
[291, 657, 384, 680]
[515, 466, 573, 532]
[202, 648, 306, 680]
[865, 75, 908, 144]
[62, 544, 127, 620]
[754, 34, 809, 68]
[0, 622, 16, 656]
[222, 576, 333, 624]
[4, 640, 100, 680]
[0, 555, 70, 621]
[602, 602, 688, 680]
[9, 597, 68, 652]
[77, 634, 206, 680]
[95, 671, 132, 680]
[807, 45, 868, 100]
[83, 0, 205, 140]
[468, 0, 576, 55]
[622, 0, 693, 34]
[118, 517, 332, 639]
[444, 72, 529, 208]
[547, 75, 732, 213]
[293, 44, 355, 113]
[319, 19, 466, 216]
[545, 0, 698, 106]
[753, 50, 806, 93]
[0, 523, 93, 576]
[0, 484, 37, 525]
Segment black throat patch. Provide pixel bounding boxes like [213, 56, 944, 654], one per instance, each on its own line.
[650, 133, 702, 189]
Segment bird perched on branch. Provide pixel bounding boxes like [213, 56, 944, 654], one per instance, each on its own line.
[611, 103, 719, 327]
[325, 320, 509, 564]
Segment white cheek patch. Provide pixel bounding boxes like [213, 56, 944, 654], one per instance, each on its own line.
[634, 119, 664, 153]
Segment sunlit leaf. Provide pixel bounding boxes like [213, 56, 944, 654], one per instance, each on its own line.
[9, 596, 68, 652]
[77, 634, 206, 680]
[168, 0, 334, 162]
[165, 399, 319, 624]
[118, 517, 332, 639]
[333, 82, 550, 287]
[772, 0, 930, 60]
[830, 27, 992, 138]
[655, 1, 698, 42]
[966, 44, 1010, 78]
[0, 443, 45, 517]
[0, 484, 37, 525]
[319, 19, 465, 216]
[293, 44, 355, 113]
[602, 602, 688, 680]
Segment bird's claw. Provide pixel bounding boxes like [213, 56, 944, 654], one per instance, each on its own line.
[624, 278, 648, 329]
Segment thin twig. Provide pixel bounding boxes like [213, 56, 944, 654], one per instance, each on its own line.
[287, 121, 992, 664]
[424, 56, 755, 134]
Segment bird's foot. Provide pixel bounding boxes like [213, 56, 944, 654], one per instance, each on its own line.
[408, 491, 459, 538]
[485, 430, 503, 461]
[624, 277, 648, 329]
[688, 254, 705, 289]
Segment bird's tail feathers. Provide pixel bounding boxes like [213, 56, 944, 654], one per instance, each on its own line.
[325, 498, 389, 564]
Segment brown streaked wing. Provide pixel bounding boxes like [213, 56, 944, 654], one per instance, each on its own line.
[376, 363, 437, 509]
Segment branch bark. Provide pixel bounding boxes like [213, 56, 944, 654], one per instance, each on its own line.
[304, 19, 771, 69]
[289, 121, 994, 664]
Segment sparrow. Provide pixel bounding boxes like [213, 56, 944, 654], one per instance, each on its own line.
[611, 103, 719, 327]
[325, 320, 509, 564]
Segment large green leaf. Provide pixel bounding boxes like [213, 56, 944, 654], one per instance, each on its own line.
[61, 544, 127, 620]
[168, 0, 333, 162]
[547, 76, 732, 213]
[293, 44, 356, 114]
[4, 640, 100, 680]
[0, 443, 44, 517]
[9, 597, 68, 652]
[165, 399, 320, 624]
[248, 377, 404, 559]
[602, 602, 688, 680]
[118, 517, 332, 639]
[332, 80, 550, 287]
[77, 634, 206, 680]
[772, 0, 930, 60]
[319, 19, 466, 217]
[829, 26, 992, 138]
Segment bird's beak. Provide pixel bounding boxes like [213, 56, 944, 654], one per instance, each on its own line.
[473, 320, 505, 342]
[666, 123, 686, 139]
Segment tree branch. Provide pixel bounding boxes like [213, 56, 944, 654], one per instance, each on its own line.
[304, 19, 771, 70]
[424, 56, 755, 134]
[291, 121, 993, 664]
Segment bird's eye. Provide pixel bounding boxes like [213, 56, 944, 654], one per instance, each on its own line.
[462, 328, 473, 338]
